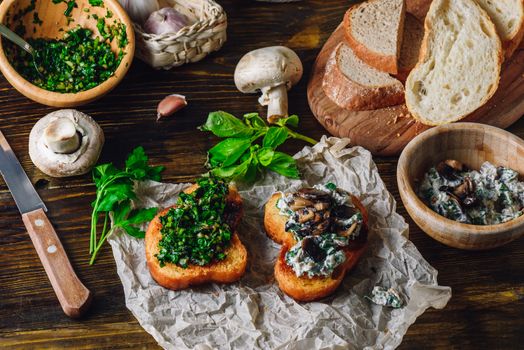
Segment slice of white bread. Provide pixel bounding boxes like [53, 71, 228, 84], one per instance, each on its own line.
[145, 184, 247, 291]
[396, 13, 425, 82]
[475, 0, 524, 59]
[344, 0, 406, 74]
[405, 0, 502, 126]
[322, 42, 405, 110]
[406, 0, 432, 21]
[406, 0, 524, 59]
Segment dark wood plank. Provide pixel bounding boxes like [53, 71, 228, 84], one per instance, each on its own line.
[0, 0, 523, 349]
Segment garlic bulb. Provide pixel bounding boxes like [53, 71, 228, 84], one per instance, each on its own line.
[118, 0, 160, 24]
[144, 8, 190, 35]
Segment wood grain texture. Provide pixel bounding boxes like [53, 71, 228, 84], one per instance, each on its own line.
[307, 24, 524, 156]
[397, 123, 524, 250]
[0, 0, 135, 107]
[0, 0, 522, 349]
[22, 208, 92, 318]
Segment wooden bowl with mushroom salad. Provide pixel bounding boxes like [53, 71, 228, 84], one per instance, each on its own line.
[0, 0, 134, 107]
[397, 123, 524, 250]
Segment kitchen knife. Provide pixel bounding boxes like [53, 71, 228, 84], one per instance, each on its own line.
[0, 130, 91, 318]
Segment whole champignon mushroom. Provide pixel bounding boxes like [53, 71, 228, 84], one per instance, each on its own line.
[234, 46, 303, 123]
[29, 109, 104, 178]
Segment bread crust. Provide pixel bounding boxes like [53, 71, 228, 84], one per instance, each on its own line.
[264, 191, 368, 301]
[145, 184, 247, 291]
[405, 0, 503, 126]
[274, 243, 367, 302]
[322, 43, 405, 111]
[343, 1, 405, 74]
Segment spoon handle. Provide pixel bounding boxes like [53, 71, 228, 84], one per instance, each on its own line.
[0, 24, 34, 55]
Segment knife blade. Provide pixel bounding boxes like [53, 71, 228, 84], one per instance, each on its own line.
[0, 130, 91, 318]
[0, 131, 47, 214]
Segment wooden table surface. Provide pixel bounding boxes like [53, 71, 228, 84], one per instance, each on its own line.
[0, 1, 523, 349]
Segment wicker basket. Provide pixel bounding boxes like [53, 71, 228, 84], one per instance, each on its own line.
[134, 0, 227, 70]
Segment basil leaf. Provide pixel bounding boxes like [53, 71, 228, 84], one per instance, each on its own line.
[125, 146, 148, 171]
[257, 147, 274, 167]
[267, 152, 300, 179]
[243, 113, 267, 130]
[275, 115, 299, 128]
[263, 127, 288, 149]
[243, 154, 260, 183]
[200, 111, 254, 138]
[208, 138, 252, 167]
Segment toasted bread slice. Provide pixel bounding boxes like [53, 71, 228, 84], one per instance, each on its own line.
[405, 0, 502, 126]
[264, 191, 369, 302]
[264, 193, 296, 247]
[396, 13, 424, 82]
[145, 184, 247, 291]
[344, 0, 406, 74]
[406, 0, 432, 21]
[274, 243, 367, 302]
[322, 42, 405, 111]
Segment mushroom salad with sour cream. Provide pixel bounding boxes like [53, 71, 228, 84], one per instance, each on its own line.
[276, 183, 367, 278]
[418, 160, 524, 225]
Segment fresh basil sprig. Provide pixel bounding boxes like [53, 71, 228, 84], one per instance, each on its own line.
[200, 111, 316, 182]
[89, 147, 165, 265]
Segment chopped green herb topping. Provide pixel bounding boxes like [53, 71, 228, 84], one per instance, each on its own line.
[89, 0, 104, 6]
[6, 27, 123, 93]
[156, 177, 233, 268]
[52, 0, 77, 17]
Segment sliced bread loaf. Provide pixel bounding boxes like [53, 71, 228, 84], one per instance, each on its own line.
[405, 0, 502, 126]
[343, 0, 406, 74]
[322, 42, 405, 111]
[396, 13, 424, 81]
[475, 0, 524, 58]
[406, 0, 432, 21]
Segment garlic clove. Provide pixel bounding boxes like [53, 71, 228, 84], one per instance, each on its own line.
[157, 94, 188, 120]
[43, 117, 81, 154]
[144, 8, 190, 35]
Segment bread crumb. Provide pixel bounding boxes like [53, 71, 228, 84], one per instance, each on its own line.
[396, 133, 401, 137]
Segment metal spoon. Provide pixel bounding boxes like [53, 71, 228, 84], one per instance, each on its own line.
[0, 24, 44, 78]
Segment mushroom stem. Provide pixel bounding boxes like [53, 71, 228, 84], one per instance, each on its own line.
[43, 117, 80, 154]
[263, 84, 288, 122]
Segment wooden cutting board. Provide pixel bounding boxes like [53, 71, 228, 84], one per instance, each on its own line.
[307, 24, 524, 156]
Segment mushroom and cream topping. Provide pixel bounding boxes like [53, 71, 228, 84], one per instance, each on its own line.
[276, 183, 365, 278]
[418, 160, 524, 225]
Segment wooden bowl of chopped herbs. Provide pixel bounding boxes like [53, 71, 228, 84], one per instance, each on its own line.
[397, 123, 524, 250]
[0, 0, 134, 107]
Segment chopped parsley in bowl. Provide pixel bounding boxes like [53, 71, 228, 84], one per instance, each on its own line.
[6, 25, 126, 93]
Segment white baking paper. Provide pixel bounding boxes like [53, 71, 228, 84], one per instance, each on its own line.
[108, 137, 452, 350]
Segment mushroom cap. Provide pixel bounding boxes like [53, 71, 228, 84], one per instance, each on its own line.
[234, 46, 303, 93]
[29, 109, 104, 178]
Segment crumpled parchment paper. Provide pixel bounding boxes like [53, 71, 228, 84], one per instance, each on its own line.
[108, 137, 452, 350]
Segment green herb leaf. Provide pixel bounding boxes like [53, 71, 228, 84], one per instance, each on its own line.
[275, 115, 299, 128]
[267, 152, 300, 179]
[257, 147, 275, 167]
[200, 111, 254, 138]
[89, 0, 103, 6]
[263, 127, 288, 149]
[243, 113, 267, 130]
[208, 137, 252, 167]
[89, 147, 164, 265]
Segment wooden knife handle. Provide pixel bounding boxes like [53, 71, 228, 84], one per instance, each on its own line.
[22, 208, 92, 318]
